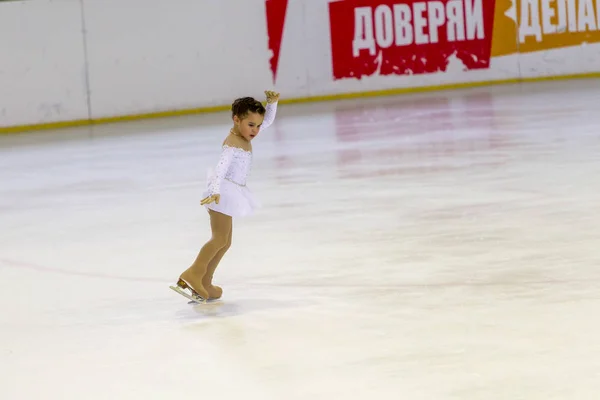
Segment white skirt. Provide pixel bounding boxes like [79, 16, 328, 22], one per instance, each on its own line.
[202, 169, 259, 218]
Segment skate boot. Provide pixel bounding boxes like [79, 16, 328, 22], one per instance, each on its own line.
[178, 270, 210, 301]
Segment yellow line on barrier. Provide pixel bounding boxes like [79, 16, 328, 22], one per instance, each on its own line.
[2, 71, 599, 134]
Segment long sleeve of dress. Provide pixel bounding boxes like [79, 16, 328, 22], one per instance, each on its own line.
[207, 146, 235, 195]
[260, 102, 278, 131]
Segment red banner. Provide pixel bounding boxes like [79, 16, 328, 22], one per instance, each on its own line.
[265, 0, 290, 83]
[329, 0, 496, 80]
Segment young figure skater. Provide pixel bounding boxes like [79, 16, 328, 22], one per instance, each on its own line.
[172, 90, 280, 302]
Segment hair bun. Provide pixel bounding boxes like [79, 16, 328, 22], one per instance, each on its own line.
[231, 97, 266, 119]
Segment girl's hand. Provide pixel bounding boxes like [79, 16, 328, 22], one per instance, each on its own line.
[265, 90, 280, 104]
[200, 194, 220, 205]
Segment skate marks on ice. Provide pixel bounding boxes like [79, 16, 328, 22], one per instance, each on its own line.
[0, 257, 309, 320]
[0, 257, 166, 283]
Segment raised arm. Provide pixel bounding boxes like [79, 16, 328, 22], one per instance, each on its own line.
[260, 101, 278, 131]
[260, 90, 280, 132]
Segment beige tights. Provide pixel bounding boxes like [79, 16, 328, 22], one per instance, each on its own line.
[179, 210, 232, 300]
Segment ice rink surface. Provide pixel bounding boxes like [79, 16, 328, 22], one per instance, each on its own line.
[1, 80, 600, 399]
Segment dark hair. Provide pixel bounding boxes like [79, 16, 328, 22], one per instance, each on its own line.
[231, 97, 266, 119]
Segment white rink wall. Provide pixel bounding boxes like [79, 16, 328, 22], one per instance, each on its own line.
[0, 1, 89, 128]
[2, 0, 600, 129]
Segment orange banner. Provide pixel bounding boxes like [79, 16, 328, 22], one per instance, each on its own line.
[492, 0, 600, 57]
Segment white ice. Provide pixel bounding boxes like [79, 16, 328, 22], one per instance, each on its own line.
[1, 80, 600, 399]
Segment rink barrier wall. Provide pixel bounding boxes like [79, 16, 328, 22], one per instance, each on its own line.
[2, 72, 600, 135]
[3, 0, 600, 133]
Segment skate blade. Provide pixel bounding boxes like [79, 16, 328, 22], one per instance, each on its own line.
[187, 298, 222, 305]
[169, 285, 207, 304]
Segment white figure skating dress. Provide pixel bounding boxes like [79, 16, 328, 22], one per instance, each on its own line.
[202, 102, 277, 217]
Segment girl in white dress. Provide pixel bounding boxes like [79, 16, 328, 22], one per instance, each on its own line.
[174, 91, 280, 302]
